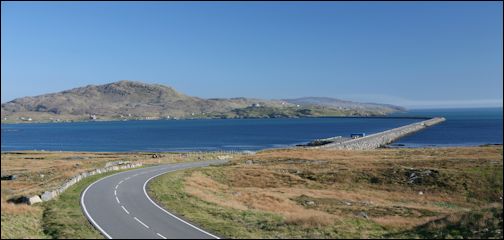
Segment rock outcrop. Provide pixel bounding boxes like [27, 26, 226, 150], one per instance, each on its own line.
[28, 195, 42, 205]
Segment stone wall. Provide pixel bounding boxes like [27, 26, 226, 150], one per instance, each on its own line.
[315, 117, 446, 150]
[27, 161, 143, 205]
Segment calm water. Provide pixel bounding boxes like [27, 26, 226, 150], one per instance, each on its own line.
[1, 108, 502, 152]
[390, 107, 503, 147]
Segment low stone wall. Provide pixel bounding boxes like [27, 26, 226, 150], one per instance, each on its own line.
[27, 161, 143, 205]
[314, 117, 446, 150]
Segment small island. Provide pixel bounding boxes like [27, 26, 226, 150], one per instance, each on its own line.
[1, 80, 404, 124]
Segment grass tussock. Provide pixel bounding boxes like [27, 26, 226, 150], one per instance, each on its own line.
[1, 198, 47, 239]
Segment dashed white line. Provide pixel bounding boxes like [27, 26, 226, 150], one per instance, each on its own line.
[134, 217, 149, 229]
[121, 205, 130, 214]
[156, 232, 167, 239]
[81, 164, 159, 239]
[119, 180, 124, 184]
[115, 184, 119, 190]
[114, 190, 117, 196]
[115, 196, 120, 204]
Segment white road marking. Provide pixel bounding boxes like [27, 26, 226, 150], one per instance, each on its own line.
[143, 171, 220, 239]
[121, 205, 130, 214]
[119, 180, 124, 184]
[82, 173, 117, 239]
[156, 232, 167, 239]
[81, 163, 224, 239]
[115, 184, 119, 190]
[81, 164, 166, 239]
[114, 190, 117, 196]
[115, 196, 120, 204]
[134, 217, 149, 229]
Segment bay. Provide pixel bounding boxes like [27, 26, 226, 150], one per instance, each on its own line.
[1, 107, 502, 152]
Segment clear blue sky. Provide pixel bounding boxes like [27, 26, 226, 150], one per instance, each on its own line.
[1, 2, 502, 109]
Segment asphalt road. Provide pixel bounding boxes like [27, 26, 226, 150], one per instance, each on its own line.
[81, 160, 228, 239]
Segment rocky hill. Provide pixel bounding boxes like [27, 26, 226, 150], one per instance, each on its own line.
[1, 80, 404, 123]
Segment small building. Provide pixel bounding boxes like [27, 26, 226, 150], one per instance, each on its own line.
[19, 117, 32, 121]
[350, 133, 366, 139]
[90, 114, 97, 120]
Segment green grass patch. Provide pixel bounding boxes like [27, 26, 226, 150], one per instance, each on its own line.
[1, 207, 48, 239]
[463, 165, 503, 202]
[388, 206, 503, 239]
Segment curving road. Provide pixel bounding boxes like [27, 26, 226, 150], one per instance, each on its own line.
[81, 160, 227, 239]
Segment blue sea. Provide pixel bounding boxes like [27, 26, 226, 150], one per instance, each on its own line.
[1, 108, 502, 152]
[390, 107, 503, 148]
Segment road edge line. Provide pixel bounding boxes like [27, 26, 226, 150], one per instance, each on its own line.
[81, 173, 118, 239]
[143, 169, 221, 239]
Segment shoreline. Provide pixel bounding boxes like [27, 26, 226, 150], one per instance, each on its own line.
[1, 143, 503, 154]
[2, 106, 501, 125]
[0, 114, 428, 125]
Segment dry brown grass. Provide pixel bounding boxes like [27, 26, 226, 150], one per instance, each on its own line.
[1, 152, 145, 201]
[372, 215, 440, 229]
[283, 211, 335, 227]
[1, 151, 238, 205]
[1, 197, 39, 214]
[180, 146, 503, 235]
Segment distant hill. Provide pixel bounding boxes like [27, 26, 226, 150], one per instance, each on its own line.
[283, 97, 405, 112]
[1, 80, 404, 123]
